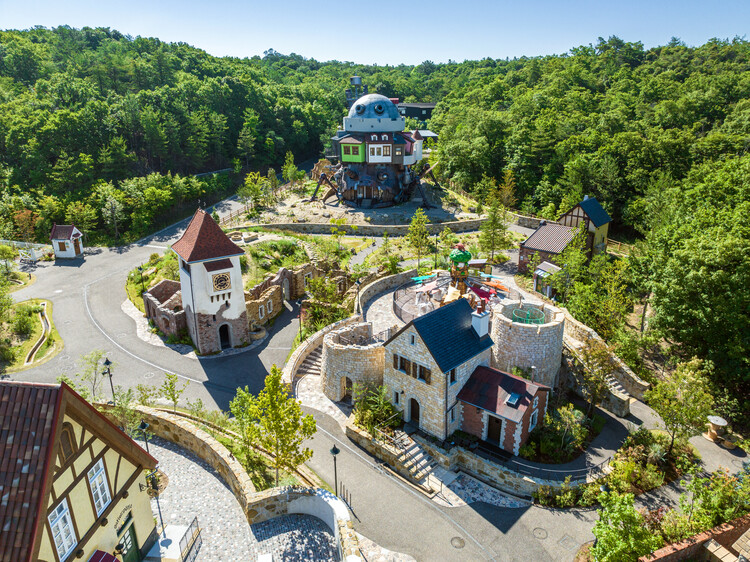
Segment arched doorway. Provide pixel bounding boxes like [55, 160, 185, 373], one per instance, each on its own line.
[282, 278, 290, 301]
[342, 376, 353, 403]
[219, 324, 231, 350]
[409, 398, 420, 426]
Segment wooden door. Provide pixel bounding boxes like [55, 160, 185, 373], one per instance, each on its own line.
[73, 238, 81, 255]
[410, 399, 420, 425]
[487, 415, 503, 445]
[120, 524, 139, 562]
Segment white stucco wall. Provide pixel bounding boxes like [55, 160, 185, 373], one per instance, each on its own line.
[182, 255, 245, 320]
[52, 238, 83, 258]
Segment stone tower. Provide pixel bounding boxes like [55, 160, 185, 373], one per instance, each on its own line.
[172, 209, 250, 354]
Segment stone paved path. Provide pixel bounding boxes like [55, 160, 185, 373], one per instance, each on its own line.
[140, 436, 341, 561]
[357, 532, 416, 562]
[433, 471, 530, 509]
[362, 288, 404, 334]
[297, 373, 352, 428]
[250, 513, 339, 561]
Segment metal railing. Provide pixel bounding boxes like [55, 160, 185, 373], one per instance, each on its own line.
[179, 516, 202, 562]
[392, 273, 452, 324]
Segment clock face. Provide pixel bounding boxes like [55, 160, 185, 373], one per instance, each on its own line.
[212, 272, 231, 291]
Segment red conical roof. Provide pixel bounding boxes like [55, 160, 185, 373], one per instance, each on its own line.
[172, 209, 244, 263]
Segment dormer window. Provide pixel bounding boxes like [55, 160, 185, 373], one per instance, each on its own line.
[506, 392, 521, 407]
[371, 134, 377, 141]
[381, 134, 387, 141]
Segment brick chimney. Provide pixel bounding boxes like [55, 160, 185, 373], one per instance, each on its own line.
[471, 299, 490, 338]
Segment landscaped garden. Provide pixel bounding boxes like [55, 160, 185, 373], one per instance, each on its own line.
[0, 298, 60, 372]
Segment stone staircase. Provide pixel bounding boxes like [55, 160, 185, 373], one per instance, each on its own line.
[392, 429, 440, 492]
[298, 344, 323, 378]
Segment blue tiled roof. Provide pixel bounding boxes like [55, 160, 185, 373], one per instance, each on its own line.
[387, 299, 494, 373]
[578, 197, 612, 227]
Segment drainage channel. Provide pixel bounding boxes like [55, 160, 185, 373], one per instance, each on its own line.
[25, 302, 51, 365]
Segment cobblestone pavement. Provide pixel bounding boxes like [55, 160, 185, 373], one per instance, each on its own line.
[297, 373, 352, 428]
[139, 436, 340, 561]
[357, 532, 416, 562]
[435, 472, 529, 509]
[363, 288, 404, 334]
[250, 514, 339, 561]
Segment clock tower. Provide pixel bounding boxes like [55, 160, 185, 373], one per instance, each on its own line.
[172, 209, 250, 354]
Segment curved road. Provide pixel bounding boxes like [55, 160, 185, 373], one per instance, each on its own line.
[7, 205, 598, 561]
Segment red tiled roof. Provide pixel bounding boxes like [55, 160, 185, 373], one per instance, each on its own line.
[339, 136, 363, 144]
[521, 223, 577, 254]
[457, 366, 549, 424]
[172, 209, 244, 263]
[49, 224, 81, 240]
[0, 382, 61, 562]
[204, 258, 233, 272]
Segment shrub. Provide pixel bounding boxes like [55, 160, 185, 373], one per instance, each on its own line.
[353, 383, 401, 435]
[12, 311, 33, 336]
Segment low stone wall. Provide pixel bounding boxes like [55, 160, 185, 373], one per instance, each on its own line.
[562, 309, 650, 400]
[227, 210, 541, 238]
[282, 314, 362, 387]
[562, 347, 633, 418]
[322, 323, 385, 401]
[246, 487, 362, 561]
[100, 406, 362, 561]
[356, 268, 418, 314]
[639, 514, 750, 561]
[411, 433, 591, 499]
[245, 284, 283, 328]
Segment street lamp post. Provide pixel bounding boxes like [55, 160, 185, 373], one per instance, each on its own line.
[137, 265, 145, 295]
[355, 279, 362, 314]
[296, 299, 302, 341]
[139, 420, 166, 538]
[103, 358, 115, 405]
[330, 444, 340, 496]
[434, 232, 438, 269]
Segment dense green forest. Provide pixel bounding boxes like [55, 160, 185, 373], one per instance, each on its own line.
[0, 28, 747, 406]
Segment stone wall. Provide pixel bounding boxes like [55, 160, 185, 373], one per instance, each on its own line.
[563, 348, 633, 418]
[490, 301, 564, 389]
[143, 279, 187, 337]
[189, 306, 250, 355]
[356, 268, 418, 316]
[283, 314, 363, 387]
[561, 309, 650, 400]
[321, 323, 385, 402]
[227, 210, 542, 238]
[639, 514, 750, 562]
[245, 284, 283, 328]
[99, 405, 363, 561]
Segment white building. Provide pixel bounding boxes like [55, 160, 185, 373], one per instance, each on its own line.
[50, 224, 84, 259]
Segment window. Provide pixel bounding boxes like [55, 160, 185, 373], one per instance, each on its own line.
[530, 409, 538, 431]
[259, 305, 265, 319]
[88, 458, 111, 516]
[422, 109, 427, 115]
[376, 147, 382, 156]
[370, 147, 375, 157]
[383, 145, 391, 157]
[267, 300, 273, 315]
[343, 146, 351, 155]
[181, 260, 190, 273]
[351, 146, 359, 155]
[304, 272, 313, 287]
[449, 369, 456, 385]
[450, 408, 455, 422]
[418, 365, 431, 384]
[533, 396, 539, 409]
[398, 356, 410, 374]
[58, 242, 66, 252]
[381, 134, 388, 141]
[59, 423, 76, 463]
[371, 134, 377, 141]
[395, 147, 402, 156]
[394, 391, 399, 405]
[49, 498, 76, 561]
[410, 335, 415, 345]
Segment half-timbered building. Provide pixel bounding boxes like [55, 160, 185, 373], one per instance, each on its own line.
[0, 381, 157, 562]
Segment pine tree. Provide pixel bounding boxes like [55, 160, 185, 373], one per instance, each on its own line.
[407, 208, 430, 269]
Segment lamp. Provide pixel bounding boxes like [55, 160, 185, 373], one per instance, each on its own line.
[114, 543, 124, 555]
[137, 265, 145, 295]
[330, 444, 340, 496]
[103, 357, 115, 405]
[139, 420, 150, 455]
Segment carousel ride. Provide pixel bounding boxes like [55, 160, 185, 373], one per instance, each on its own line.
[392, 242, 518, 324]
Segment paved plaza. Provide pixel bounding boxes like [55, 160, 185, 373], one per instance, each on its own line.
[140, 436, 340, 562]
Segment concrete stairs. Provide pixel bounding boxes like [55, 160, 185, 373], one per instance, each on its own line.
[298, 344, 323, 378]
[393, 429, 439, 492]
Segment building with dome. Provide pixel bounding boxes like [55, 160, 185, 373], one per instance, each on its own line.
[330, 90, 426, 207]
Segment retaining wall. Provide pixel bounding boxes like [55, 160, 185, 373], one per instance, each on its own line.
[639, 514, 750, 562]
[99, 405, 362, 561]
[356, 268, 418, 315]
[282, 314, 363, 387]
[322, 323, 385, 401]
[226, 210, 541, 239]
[562, 309, 650, 400]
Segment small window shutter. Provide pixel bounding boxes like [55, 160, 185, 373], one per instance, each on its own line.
[393, 354, 398, 369]
[424, 368, 431, 385]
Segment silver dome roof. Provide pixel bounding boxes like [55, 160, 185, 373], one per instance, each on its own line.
[347, 94, 401, 120]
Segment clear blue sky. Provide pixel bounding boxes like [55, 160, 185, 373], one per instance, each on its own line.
[1, 0, 747, 65]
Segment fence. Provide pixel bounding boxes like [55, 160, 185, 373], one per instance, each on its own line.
[392, 273, 452, 324]
[607, 238, 634, 256]
[179, 516, 202, 562]
[0, 239, 51, 251]
[219, 204, 252, 226]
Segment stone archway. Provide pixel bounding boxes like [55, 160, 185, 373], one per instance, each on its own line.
[219, 324, 231, 350]
[282, 278, 290, 301]
[341, 376, 353, 403]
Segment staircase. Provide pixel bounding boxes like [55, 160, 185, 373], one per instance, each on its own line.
[391, 429, 439, 492]
[298, 344, 323, 378]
